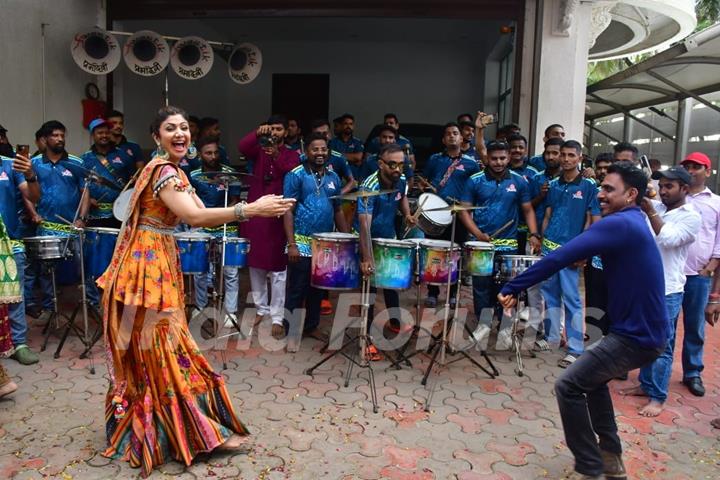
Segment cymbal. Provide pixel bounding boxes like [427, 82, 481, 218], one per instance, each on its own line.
[331, 189, 396, 200]
[59, 161, 123, 191]
[423, 204, 485, 212]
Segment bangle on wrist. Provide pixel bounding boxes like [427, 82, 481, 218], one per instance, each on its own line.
[648, 212, 658, 219]
[709, 293, 720, 300]
[707, 301, 720, 305]
[234, 201, 248, 222]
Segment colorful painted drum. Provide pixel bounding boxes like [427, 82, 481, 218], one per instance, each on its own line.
[464, 241, 495, 277]
[84, 227, 120, 278]
[418, 239, 461, 285]
[220, 237, 250, 268]
[372, 238, 415, 290]
[311, 232, 360, 290]
[494, 255, 542, 283]
[174, 232, 212, 274]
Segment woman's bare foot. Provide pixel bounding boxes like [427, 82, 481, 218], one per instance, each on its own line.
[216, 434, 253, 453]
[639, 399, 664, 417]
[619, 385, 647, 396]
[0, 381, 18, 399]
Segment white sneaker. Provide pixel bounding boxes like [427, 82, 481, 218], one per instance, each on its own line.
[471, 324, 491, 344]
[496, 328, 513, 351]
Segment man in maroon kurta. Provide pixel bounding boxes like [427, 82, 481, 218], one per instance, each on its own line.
[238, 115, 300, 326]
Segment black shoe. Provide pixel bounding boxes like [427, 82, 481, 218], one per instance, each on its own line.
[683, 377, 705, 397]
[26, 306, 42, 319]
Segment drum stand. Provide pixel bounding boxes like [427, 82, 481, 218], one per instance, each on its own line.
[304, 275, 379, 413]
[419, 209, 497, 411]
[504, 289, 535, 377]
[40, 260, 69, 351]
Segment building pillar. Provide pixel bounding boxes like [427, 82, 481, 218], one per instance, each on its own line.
[674, 97, 693, 164]
[531, 0, 593, 152]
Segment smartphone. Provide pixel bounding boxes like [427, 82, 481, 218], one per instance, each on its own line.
[16, 144, 29, 157]
[480, 113, 498, 126]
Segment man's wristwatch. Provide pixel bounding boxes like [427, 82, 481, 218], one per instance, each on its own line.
[529, 233, 541, 240]
[25, 175, 37, 183]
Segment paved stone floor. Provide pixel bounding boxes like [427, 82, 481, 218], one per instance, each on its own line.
[1, 285, 719, 479]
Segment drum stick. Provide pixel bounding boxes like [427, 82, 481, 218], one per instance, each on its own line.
[402, 195, 429, 239]
[489, 219, 514, 239]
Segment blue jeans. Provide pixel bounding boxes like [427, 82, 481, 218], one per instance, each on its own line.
[8, 251, 29, 345]
[681, 275, 711, 380]
[194, 266, 240, 314]
[541, 266, 584, 355]
[555, 333, 663, 476]
[638, 292, 684, 402]
[284, 257, 323, 333]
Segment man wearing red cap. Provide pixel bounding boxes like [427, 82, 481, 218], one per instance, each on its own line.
[679, 152, 720, 397]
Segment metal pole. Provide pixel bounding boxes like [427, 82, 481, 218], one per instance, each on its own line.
[622, 114, 632, 143]
[41, 23, 49, 120]
[674, 98, 693, 164]
[105, 29, 235, 48]
[164, 69, 169, 106]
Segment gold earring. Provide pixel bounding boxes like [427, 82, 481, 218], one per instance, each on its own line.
[155, 143, 169, 161]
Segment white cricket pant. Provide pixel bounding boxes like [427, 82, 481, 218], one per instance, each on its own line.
[249, 267, 287, 325]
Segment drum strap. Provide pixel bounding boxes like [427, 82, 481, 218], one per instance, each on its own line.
[542, 237, 561, 251]
[95, 154, 125, 187]
[9, 240, 24, 253]
[491, 238, 518, 249]
[438, 156, 462, 189]
[39, 221, 75, 235]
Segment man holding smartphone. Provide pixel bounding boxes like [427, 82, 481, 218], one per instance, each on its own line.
[0, 142, 41, 364]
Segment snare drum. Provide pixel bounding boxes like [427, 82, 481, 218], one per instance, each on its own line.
[418, 239, 461, 285]
[372, 238, 415, 290]
[495, 255, 542, 283]
[23, 236, 70, 260]
[311, 232, 360, 290]
[84, 227, 120, 278]
[221, 237, 250, 268]
[464, 241, 495, 277]
[174, 232, 212, 274]
[414, 193, 451, 236]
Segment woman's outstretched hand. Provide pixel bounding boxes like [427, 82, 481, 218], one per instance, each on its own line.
[245, 195, 296, 218]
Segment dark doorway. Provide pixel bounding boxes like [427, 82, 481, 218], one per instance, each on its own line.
[271, 73, 329, 135]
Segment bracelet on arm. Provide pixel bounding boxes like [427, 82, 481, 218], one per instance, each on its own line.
[648, 212, 659, 219]
[234, 201, 248, 222]
[709, 292, 720, 300]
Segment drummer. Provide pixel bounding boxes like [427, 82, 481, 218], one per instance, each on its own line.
[189, 136, 243, 325]
[81, 118, 134, 229]
[459, 140, 540, 342]
[359, 125, 414, 184]
[357, 144, 415, 360]
[282, 133, 349, 340]
[0, 150, 41, 365]
[30, 120, 97, 308]
[419, 122, 480, 308]
[106, 110, 144, 172]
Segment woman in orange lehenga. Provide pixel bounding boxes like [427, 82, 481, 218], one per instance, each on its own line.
[97, 106, 294, 477]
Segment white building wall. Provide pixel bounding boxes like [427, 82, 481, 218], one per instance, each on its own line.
[0, 0, 104, 155]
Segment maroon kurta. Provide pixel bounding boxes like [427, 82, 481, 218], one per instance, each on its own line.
[238, 131, 299, 271]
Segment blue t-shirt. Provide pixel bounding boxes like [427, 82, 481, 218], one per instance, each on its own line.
[528, 154, 545, 172]
[32, 153, 84, 231]
[365, 135, 414, 156]
[529, 169, 559, 228]
[361, 153, 414, 184]
[355, 171, 407, 239]
[0, 156, 28, 241]
[300, 150, 352, 183]
[116, 137, 144, 166]
[501, 207, 667, 349]
[461, 170, 531, 252]
[81, 146, 133, 219]
[283, 164, 342, 256]
[177, 155, 201, 177]
[423, 152, 480, 203]
[190, 165, 243, 209]
[542, 175, 600, 253]
[329, 136, 365, 155]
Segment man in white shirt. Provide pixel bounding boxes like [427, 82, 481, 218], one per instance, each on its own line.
[622, 166, 701, 416]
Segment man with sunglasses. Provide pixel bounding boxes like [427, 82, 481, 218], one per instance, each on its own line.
[357, 144, 415, 360]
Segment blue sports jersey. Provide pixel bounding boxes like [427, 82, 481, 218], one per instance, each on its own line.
[542, 174, 600, 254]
[190, 165, 243, 209]
[81, 146, 133, 219]
[355, 171, 407, 239]
[461, 170, 531, 252]
[329, 136, 364, 155]
[365, 135, 414, 156]
[300, 150, 352, 183]
[423, 152, 480, 203]
[32, 153, 84, 233]
[0, 156, 28, 243]
[283, 164, 342, 256]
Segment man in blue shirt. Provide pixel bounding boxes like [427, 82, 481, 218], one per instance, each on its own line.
[364, 113, 415, 168]
[528, 124, 565, 171]
[507, 133, 540, 254]
[540, 140, 601, 367]
[106, 110, 144, 172]
[284, 118, 303, 153]
[283, 133, 348, 339]
[360, 126, 414, 184]
[82, 118, 133, 228]
[498, 162, 666, 480]
[459, 121, 479, 162]
[0, 150, 41, 364]
[304, 119, 355, 194]
[358, 144, 414, 359]
[329, 113, 364, 165]
[459, 140, 540, 341]
[198, 117, 231, 165]
[421, 123, 481, 307]
[189, 136, 243, 326]
[29, 120, 98, 315]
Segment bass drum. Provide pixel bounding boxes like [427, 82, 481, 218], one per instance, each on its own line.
[113, 188, 134, 222]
